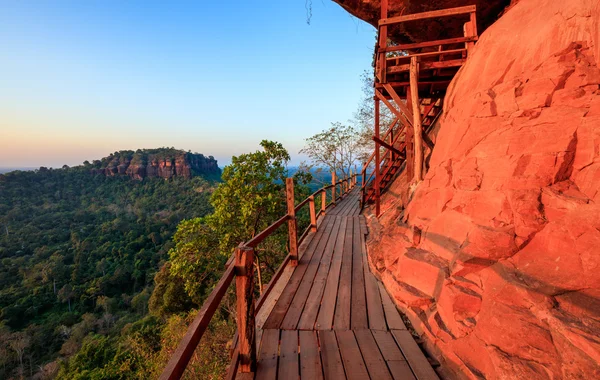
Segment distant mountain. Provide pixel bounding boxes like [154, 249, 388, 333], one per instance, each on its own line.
[0, 167, 36, 174]
[87, 148, 221, 180]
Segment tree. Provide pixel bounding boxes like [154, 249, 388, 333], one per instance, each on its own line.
[300, 122, 363, 177]
[352, 70, 399, 165]
[166, 140, 310, 303]
[58, 284, 75, 312]
[9, 331, 30, 376]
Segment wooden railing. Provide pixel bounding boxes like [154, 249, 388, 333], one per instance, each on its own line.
[159, 172, 359, 380]
[375, 5, 478, 83]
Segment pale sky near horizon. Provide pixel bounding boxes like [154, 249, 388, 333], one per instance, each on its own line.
[0, 1, 376, 168]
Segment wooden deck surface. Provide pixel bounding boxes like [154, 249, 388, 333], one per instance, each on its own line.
[250, 189, 439, 380]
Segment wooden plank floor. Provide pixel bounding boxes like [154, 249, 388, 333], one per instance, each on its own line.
[251, 189, 439, 380]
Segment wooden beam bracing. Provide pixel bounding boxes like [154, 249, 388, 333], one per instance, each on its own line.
[379, 5, 476, 26]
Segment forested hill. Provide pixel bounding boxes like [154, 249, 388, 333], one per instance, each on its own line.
[0, 149, 219, 379]
[86, 148, 221, 180]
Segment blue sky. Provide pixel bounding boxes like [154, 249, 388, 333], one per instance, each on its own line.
[0, 1, 375, 168]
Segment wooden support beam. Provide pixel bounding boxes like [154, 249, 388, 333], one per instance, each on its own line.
[382, 36, 477, 53]
[382, 83, 414, 122]
[385, 48, 467, 61]
[423, 131, 435, 150]
[379, 5, 476, 26]
[285, 178, 298, 266]
[410, 57, 424, 182]
[387, 58, 466, 74]
[372, 136, 404, 157]
[405, 88, 414, 181]
[235, 245, 256, 373]
[375, 99, 381, 217]
[321, 189, 327, 215]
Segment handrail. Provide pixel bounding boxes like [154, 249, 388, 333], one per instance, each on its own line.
[160, 172, 359, 380]
[160, 257, 236, 380]
[378, 5, 476, 26]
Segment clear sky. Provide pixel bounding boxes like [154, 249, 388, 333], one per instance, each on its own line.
[0, 1, 375, 168]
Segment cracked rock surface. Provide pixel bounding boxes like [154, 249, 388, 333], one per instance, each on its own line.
[364, 0, 600, 378]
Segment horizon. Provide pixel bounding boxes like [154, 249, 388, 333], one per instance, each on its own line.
[0, 1, 375, 168]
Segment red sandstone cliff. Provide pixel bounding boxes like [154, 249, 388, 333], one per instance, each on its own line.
[89, 149, 221, 180]
[344, 0, 600, 378]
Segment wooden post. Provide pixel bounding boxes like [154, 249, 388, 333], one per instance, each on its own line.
[285, 178, 298, 266]
[235, 245, 256, 373]
[410, 56, 424, 182]
[309, 195, 317, 232]
[331, 171, 336, 206]
[321, 189, 327, 215]
[405, 88, 415, 181]
[379, 0, 388, 83]
[375, 98, 381, 217]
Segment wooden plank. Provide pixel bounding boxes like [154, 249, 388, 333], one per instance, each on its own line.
[379, 282, 407, 330]
[159, 259, 235, 380]
[280, 219, 336, 329]
[386, 48, 467, 61]
[299, 331, 324, 380]
[255, 329, 280, 380]
[297, 219, 342, 329]
[392, 330, 439, 380]
[333, 217, 353, 330]
[336, 330, 370, 380]
[319, 330, 346, 380]
[388, 361, 417, 380]
[388, 59, 465, 74]
[263, 217, 333, 329]
[362, 241, 387, 330]
[315, 217, 347, 330]
[351, 217, 368, 329]
[372, 330, 405, 362]
[372, 330, 416, 380]
[382, 36, 477, 53]
[354, 330, 393, 380]
[278, 330, 299, 380]
[379, 5, 476, 26]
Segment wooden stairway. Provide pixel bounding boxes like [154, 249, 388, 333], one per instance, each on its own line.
[361, 98, 443, 207]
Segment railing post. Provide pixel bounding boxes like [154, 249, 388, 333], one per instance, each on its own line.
[309, 195, 317, 232]
[331, 171, 336, 206]
[321, 189, 327, 215]
[285, 178, 298, 266]
[235, 245, 256, 373]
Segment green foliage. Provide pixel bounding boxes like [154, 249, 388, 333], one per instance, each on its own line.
[0, 159, 217, 378]
[300, 122, 363, 177]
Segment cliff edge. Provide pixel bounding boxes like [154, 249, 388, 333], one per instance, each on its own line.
[352, 0, 600, 378]
[89, 148, 221, 180]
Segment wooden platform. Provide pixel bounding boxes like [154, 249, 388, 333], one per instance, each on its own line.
[251, 189, 439, 380]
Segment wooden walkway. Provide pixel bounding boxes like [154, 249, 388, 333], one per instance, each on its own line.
[252, 189, 439, 380]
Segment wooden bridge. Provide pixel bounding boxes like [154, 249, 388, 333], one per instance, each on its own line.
[160, 3, 480, 379]
[159, 175, 438, 379]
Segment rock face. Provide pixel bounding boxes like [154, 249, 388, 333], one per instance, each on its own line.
[361, 0, 600, 378]
[90, 149, 221, 180]
[332, 0, 515, 44]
